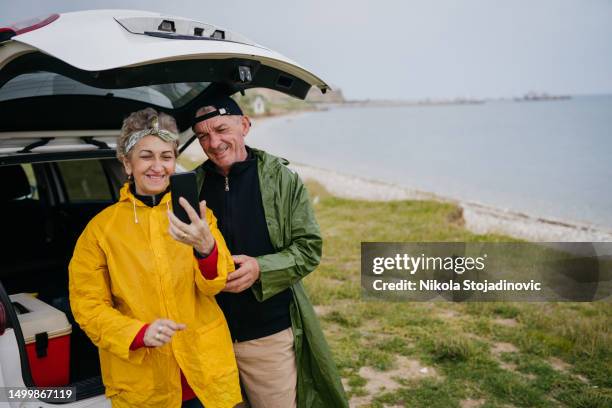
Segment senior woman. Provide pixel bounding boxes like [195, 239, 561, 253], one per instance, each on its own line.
[69, 108, 242, 408]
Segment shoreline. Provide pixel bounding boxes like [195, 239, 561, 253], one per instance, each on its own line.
[290, 162, 612, 242]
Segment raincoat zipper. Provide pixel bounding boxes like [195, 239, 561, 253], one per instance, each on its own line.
[224, 176, 229, 192]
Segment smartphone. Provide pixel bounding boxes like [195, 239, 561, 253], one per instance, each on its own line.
[170, 172, 199, 224]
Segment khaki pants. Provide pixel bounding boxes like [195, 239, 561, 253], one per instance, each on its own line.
[233, 328, 297, 408]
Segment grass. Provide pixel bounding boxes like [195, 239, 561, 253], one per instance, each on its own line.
[303, 181, 611, 408]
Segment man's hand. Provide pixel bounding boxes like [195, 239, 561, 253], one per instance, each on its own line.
[223, 255, 261, 293]
[143, 318, 186, 347]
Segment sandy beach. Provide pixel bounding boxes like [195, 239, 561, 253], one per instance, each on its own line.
[290, 162, 612, 242]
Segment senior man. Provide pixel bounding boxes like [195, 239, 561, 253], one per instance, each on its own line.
[192, 96, 347, 408]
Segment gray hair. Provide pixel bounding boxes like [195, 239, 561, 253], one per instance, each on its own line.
[117, 108, 179, 161]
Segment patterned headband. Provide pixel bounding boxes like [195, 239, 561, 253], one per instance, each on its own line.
[124, 116, 179, 154]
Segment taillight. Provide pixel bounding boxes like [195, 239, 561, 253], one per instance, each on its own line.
[0, 27, 16, 42]
[0, 13, 59, 41]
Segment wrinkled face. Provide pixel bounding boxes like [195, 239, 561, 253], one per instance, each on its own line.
[193, 113, 250, 175]
[123, 135, 176, 195]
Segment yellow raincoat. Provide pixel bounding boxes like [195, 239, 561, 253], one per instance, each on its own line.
[69, 184, 242, 408]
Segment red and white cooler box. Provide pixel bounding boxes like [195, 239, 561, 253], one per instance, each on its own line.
[9, 293, 72, 386]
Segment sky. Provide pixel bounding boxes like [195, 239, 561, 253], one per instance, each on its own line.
[2, 0, 611, 100]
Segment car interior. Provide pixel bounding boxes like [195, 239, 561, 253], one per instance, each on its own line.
[0, 158, 125, 399]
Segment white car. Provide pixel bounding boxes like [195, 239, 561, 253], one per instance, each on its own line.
[0, 9, 328, 407]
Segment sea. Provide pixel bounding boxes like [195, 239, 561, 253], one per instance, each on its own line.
[248, 95, 612, 230]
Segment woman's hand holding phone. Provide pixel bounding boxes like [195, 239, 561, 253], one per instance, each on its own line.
[168, 197, 215, 256]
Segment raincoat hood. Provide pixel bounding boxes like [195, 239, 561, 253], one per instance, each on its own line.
[118, 182, 171, 204]
[118, 182, 172, 224]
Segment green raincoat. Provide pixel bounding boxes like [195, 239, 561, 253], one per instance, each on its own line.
[197, 147, 348, 408]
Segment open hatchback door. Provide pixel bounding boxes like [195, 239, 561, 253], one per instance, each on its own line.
[0, 9, 330, 157]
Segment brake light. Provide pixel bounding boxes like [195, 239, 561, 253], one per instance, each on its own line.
[1, 13, 59, 37]
[0, 27, 16, 42]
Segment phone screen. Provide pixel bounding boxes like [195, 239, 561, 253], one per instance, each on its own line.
[170, 172, 199, 224]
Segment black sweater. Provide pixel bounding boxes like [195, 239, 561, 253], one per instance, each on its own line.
[199, 148, 292, 342]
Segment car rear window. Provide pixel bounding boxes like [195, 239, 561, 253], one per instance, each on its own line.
[0, 72, 210, 109]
